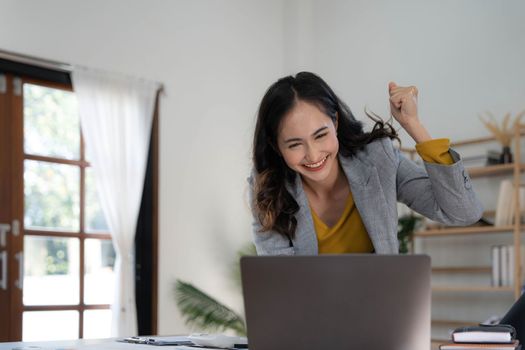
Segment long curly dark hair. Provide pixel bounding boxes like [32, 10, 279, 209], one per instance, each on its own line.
[252, 72, 398, 240]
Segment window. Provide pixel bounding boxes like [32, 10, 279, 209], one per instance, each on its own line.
[20, 80, 115, 340]
[0, 55, 158, 341]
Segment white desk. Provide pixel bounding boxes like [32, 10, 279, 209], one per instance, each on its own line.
[0, 338, 176, 350]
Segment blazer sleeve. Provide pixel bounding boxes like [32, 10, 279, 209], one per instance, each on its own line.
[386, 139, 483, 226]
[247, 174, 295, 256]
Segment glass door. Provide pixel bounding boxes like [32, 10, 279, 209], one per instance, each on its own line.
[0, 74, 116, 341]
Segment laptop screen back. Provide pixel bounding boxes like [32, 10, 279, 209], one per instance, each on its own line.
[240, 254, 431, 350]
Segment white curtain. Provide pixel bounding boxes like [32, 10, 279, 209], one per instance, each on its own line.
[71, 67, 160, 337]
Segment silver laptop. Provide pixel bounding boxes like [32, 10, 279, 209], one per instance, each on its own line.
[240, 254, 431, 350]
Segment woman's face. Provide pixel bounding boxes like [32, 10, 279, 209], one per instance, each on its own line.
[277, 100, 339, 184]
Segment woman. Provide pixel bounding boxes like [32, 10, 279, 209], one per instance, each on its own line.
[249, 72, 482, 255]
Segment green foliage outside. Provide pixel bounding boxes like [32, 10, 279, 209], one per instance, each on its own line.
[23, 84, 86, 232]
[45, 239, 69, 275]
[24, 83, 80, 159]
[24, 161, 80, 231]
[22, 83, 110, 276]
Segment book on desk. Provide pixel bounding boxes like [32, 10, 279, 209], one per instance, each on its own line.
[440, 325, 520, 350]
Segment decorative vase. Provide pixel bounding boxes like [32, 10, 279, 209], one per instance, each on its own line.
[500, 146, 513, 164]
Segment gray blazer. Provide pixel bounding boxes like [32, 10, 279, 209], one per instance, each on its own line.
[248, 137, 483, 255]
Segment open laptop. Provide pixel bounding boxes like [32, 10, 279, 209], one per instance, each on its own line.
[240, 254, 431, 350]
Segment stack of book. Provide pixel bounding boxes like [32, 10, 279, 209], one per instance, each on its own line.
[491, 245, 525, 287]
[440, 325, 521, 350]
[494, 180, 525, 227]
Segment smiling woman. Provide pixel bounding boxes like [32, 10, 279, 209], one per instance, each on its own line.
[248, 72, 483, 256]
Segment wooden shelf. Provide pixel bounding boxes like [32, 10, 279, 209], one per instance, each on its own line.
[432, 266, 491, 273]
[467, 163, 525, 178]
[400, 130, 525, 154]
[415, 225, 516, 237]
[432, 339, 449, 347]
[433, 285, 513, 292]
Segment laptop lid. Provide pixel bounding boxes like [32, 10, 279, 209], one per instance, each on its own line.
[240, 254, 431, 350]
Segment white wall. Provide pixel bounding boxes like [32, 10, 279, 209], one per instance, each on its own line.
[285, 0, 525, 146]
[0, 0, 284, 334]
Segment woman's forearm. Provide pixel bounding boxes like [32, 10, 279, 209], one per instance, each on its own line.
[403, 120, 432, 144]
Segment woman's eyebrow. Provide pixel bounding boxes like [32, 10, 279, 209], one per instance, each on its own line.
[284, 137, 302, 144]
[284, 126, 329, 144]
[313, 126, 328, 136]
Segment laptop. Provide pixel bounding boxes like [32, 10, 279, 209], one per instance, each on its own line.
[240, 254, 431, 350]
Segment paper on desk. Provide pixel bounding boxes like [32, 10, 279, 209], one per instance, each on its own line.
[11, 347, 56, 350]
[146, 336, 192, 345]
[76, 341, 153, 350]
[174, 346, 248, 350]
[173, 347, 226, 350]
[76, 337, 193, 349]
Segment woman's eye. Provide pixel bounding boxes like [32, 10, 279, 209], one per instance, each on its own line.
[289, 143, 301, 149]
[315, 133, 328, 139]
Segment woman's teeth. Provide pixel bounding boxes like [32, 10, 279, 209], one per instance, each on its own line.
[304, 155, 328, 168]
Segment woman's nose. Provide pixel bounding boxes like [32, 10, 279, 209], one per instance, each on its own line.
[304, 144, 320, 163]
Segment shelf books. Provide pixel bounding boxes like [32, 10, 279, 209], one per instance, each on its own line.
[491, 245, 525, 287]
[494, 180, 525, 226]
[495, 180, 512, 226]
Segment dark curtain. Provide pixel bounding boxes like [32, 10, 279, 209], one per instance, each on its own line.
[135, 127, 155, 336]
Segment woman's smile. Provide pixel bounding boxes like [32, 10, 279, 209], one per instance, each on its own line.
[303, 154, 329, 171]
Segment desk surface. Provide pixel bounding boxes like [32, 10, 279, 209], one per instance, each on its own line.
[0, 338, 174, 350]
[0, 338, 438, 350]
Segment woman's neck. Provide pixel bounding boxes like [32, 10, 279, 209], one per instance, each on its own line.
[301, 157, 348, 200]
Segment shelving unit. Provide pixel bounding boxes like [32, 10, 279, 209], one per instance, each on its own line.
[432, 266, 491, 273]
[468, 163, 525, 177]
[402, 124, 525, 342]
[432, 286, 514, 292]
[415, 225, 515, 237]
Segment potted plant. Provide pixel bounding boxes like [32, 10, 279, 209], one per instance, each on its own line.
[174, 244, 256, 335]
[479, 111, 525, 164]
[398, 214, 422, 254]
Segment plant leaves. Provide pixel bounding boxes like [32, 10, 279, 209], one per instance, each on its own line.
[502, 112, 511, 133]
[174, 280, 246, 336]
[514, 110, 525, 128]
[479, 113, 511, 146]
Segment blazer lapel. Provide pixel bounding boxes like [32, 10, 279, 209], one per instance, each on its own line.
[285, 174, 318, 255]
[338, 155, 397, 254]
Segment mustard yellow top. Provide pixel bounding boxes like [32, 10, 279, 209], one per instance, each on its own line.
[314, 138, 454, 254]
[414, 138, 454, 164]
